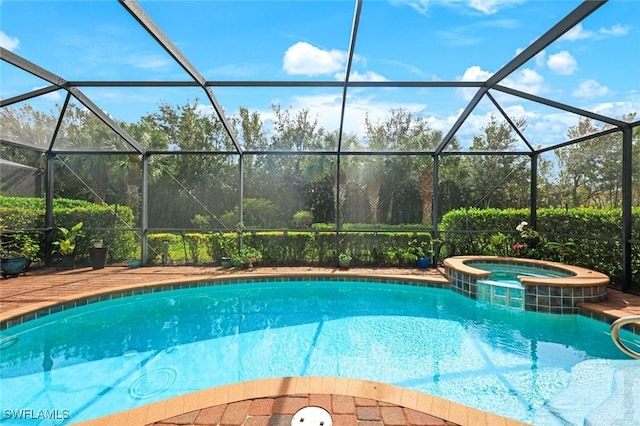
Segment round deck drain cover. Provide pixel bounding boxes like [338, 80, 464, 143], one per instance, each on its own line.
[291, 406, 332, 426]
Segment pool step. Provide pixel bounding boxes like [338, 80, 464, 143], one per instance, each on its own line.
[532, 359, 637, 426]
[585, 364, 640, 425]
[476, 279, 524, 310]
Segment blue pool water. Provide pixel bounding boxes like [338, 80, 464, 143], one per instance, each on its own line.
[1, 280, 639, 425]
[468, 261, 573, 280]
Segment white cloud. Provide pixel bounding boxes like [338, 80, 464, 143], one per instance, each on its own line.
[589, 96, 639, 121]
[503, 68, 547, 95]
[346, 71, 388, 82]
[29, 86, 63, 102]
[527, 112, 575, 146]
[562, 23, 593, 41]
[396, 0, 524, 17]
[503, 104, 539, 121]
[40, 90, 62, 102]
[283, 42, 346, 76]
[469, 0, 524, 15]
[460, 65, 492, 82]
[547, 51, 577, 75]
[395, 0, 430, 16]
[456, 66, 492, 100]
[251, 90, 430, 139]
[0, 31, 19, 51]
[562, 23, 629, 41]
[123, 55, 172, 70]
[514, 47, 547, 69]
[533, 50, 547, 69]
[600, 24, 629, 36]
[386, 60, 425, 78]
[572, 80, 610, 98]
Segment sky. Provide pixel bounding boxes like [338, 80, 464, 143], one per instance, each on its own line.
[1, 0, 639, 151]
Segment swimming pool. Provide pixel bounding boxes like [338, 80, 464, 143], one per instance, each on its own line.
[1, 279, 638, 425]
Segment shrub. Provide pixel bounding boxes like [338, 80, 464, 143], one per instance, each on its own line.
[1, 197, 137, 263]
[292, 211, 313, 228]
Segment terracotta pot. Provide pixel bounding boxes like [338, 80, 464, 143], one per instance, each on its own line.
[339, 260, 350, 270]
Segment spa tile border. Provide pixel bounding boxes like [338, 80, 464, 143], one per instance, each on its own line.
[444, 256, 611, 314]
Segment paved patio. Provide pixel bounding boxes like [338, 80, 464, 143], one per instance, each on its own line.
[146, 392, 462, 426]
[2, 265, 639, 426]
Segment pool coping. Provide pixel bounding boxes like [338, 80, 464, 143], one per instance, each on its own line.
[71, 377, 529, 426]
[0, 271, 450, 329]
[0, 265, 634, 329]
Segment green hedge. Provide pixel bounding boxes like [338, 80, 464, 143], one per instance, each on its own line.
[53, 204, 137, 262]
[166, 230, 434, 267]
[1, 197, 137, 263]
[2, 196, 637, 291]
[92, 206, 640, 290]
[0, 195, 93, 212]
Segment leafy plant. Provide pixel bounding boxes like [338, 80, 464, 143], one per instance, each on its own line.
[191, 214, 211, 230]
[338, 251, 352, 262]
[53, 222, 84, 256]
[212, 232, 237, 260]
[292, 210, 314, 228]
[0, 233, 41, 261]
[231, 246, 262, 268]
[184, 233, 207, 264]
[516, 221, 539, 240]
[544, 240, 576, 263]
[406, 238, 432, 260]
[486, 232, 515, 257]
[91, 238, 104, 248]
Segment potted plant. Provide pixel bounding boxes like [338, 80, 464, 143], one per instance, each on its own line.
[231, 246, 262, 269]
[52, 221, 84, 269]
[407, 239, 432, 268]
[0, 232, 41, 278]
[214, 232, 236, 268]
[338, 251, 352, 269]
[516, 221, 540, 248]
[89, 238, 109, 270]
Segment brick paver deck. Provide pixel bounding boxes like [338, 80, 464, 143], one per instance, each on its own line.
[149, 394, 458, 426]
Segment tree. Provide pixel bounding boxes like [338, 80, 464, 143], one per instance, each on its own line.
[0, 103, 59, 151]
[117, 118, 172, 223]
[244, 105, 327, 227]
[464, 114, 530, 208]
[362, 108, 438, 224]
[554, 117, 627, 208]
[299, 130, 360, 224]
[52, 105, 131, 203]
[405, 129, 442, 225]
[146, 100, 238, 228]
